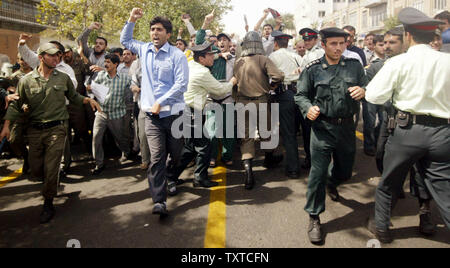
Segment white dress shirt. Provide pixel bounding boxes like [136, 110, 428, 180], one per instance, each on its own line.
[366, 44, 450, 119]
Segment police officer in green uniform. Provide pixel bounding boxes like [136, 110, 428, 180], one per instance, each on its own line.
[295, 28, 368, 244]
[0, 43, 101, 224]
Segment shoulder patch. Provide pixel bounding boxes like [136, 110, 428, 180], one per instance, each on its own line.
[305, 59, 321, 69]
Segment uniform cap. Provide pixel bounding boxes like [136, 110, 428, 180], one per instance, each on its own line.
[271, 30, 293, 39]
[319, 27, 350, 39]
[398, 7, 444, 32]
[299, 28, 319, 40]
[37, 43, 60, 55]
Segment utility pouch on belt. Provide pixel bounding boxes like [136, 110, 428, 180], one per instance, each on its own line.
[396, 111, 411, 128]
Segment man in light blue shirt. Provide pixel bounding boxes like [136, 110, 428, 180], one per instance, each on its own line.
[121, 8, 189, 217]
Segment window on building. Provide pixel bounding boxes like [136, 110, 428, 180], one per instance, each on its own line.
[362, 10, 368, 29]
[413, 0, 425, 12]
[319, 0, 326, 3]
[434, 0, 447, 10]
[370, 3, 387, 27]
[349, 12, 358, 27]
[319, 11, 326, 17]
[333, 0, 341, 2]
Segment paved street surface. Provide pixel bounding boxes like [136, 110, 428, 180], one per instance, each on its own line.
[1, 131, 449, 248]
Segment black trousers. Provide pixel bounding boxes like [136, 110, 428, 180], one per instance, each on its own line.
[375, 123, 450, 230]
[145, 114, 184, 204]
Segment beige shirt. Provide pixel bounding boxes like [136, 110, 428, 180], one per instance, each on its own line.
[269, 48, 303, 84]
[234, 55, 284, 98]
[366, 44, 450, 119]
[185, 61, 233, 111]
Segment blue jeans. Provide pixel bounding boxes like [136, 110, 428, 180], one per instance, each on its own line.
[362, 100, 383, 151]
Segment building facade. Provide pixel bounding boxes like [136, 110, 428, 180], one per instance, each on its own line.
[0, 0, 46, 65]
[322, 0, 449, 38]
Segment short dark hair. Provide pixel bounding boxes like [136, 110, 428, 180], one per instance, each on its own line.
[96, 37, 108, 47]
[404, 26, 435, 44]
[49, 40, 64, 54]
[434, 10, 450, 23]
[372, 34, 384, 45]
[263, 24, 274, 30]
[109, 47, 124, 56]
[105, 53, 120, 66]
[385, 28, 404, 43]
[176, 39, 188, 47]
[274, 38, 289, 48]
[343, 25, 356, 33]
[193, 51, 208, 63]
[365, 32, 375, 39]
[150, 16, 173, 34]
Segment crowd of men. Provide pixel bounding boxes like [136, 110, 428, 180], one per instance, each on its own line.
[0, 7, 449, 246]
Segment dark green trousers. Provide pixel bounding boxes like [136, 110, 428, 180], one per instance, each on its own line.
[27, 124, 67, 199]
[305, 121, 356, 215]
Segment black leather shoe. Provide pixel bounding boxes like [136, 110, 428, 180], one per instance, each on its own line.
[152, 202, 169, 217]
[243, 159, 255, 190]
[419, 212, 436, 236]
[368, 219, 393, 244]
[327, 185, 340, 202]
[193, 180, 219, 188]
[263, 153, 283, 169]
[308, 216, 323, 244]
[91, 165, 104, 175]
[39, 199, 55, 224]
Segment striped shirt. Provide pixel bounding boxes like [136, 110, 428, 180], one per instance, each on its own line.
[93, 71, 131, 120]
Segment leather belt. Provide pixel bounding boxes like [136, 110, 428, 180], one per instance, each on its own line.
[412, 114, 450, 126]
[31, 120, 64, 130]
[319, 115, 354, 125]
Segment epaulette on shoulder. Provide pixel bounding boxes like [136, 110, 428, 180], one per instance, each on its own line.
[305, 59, 321, 69]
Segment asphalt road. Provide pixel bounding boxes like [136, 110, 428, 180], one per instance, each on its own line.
[0, 132, 449, 248]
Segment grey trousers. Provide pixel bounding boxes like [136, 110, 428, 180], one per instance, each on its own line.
[92, 112, 130, 167]
[136, 110, 150, 165]
[375, 124, 450, 230]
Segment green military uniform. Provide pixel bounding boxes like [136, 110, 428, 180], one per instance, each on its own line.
[295, 55, 368, 216]
[4, 67, 85, 199]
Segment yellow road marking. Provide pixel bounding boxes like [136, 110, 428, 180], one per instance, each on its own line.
[204, 165, 227, 248]
[356, 131, 364, 141]
[0, 169, 22, 188]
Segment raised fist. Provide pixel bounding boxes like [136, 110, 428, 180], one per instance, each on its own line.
[129, 8, 143, 22]
[88, 22, 102, 30]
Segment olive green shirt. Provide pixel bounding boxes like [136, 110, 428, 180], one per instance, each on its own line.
[4, 68, 85, 124]
[295, 56, 368, 119]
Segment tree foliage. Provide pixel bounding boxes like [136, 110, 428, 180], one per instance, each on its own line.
[384, 16, 401, 32]
[36, 0, 232, 44]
